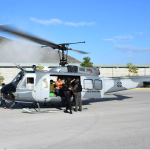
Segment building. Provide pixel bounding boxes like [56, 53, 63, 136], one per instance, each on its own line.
[96, 64, 150, 77]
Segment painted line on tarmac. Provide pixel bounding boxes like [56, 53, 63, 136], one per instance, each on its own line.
[131, 88, 150, 89]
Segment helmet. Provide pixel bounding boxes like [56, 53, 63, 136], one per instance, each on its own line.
[50, 80, 54, 83]
[67, 77, 72, 82]
[75, 78, 79, 84]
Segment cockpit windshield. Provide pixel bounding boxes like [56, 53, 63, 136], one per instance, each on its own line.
[12, 71, 24, 84]
[12, 74, 22, 83]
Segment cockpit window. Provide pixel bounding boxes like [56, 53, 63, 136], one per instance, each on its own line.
[27, 77, 34, 84]
[12, 73, 22, 83]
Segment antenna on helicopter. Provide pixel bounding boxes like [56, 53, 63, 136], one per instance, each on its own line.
[14, 63, 26, 72]
[0, 25, 88, 67]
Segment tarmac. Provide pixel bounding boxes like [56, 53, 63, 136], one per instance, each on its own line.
[0, 89, 150, 149]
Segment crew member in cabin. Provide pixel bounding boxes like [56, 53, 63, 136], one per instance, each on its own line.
[55, 78, 64, 96]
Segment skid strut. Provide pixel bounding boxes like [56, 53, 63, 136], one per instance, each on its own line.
[9, 102, 18, 108]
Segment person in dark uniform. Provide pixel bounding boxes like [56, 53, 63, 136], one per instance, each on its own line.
[1, 83, 7, 109]
[73, 78, 82, 111]
[63, 78, 75, 114]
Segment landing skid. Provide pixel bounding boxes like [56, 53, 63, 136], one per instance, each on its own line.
[22, 103, 88, 114]
[9, 101, 31, 109]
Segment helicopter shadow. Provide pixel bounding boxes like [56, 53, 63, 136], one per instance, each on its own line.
[82, 94, 132, 105]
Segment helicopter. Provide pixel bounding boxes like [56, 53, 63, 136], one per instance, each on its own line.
[0, 25, 150, 113]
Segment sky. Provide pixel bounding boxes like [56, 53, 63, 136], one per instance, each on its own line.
[1, 0, 150, 64]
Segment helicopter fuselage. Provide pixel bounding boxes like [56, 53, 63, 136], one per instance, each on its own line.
[1, 66, 103, 103]
[2, 66, 150, 104]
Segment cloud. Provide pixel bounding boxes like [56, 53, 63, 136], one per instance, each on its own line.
[103, 35, 133, 42]
[30, 17, 96, 27]
[64, 21, 96, 27]
[64, 21, 86, 27]
[30, 17, 62, 25]
[103, 39, 114, 42]
[64, 21, 95, 27]
[114, 45, 150, 52]
[115, 36, 133, 41]
[135, 32, 143, 35]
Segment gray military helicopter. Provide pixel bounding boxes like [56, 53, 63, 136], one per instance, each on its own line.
[1, 25, 150, 113]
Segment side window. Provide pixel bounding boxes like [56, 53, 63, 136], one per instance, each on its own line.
[18, 76, 35, 89]
[42, 78, 48, 88]
[26, 77, 34, 89]
[94, 80, 102, 90]
[84, 79, 93, 90]
[27, 77, 34, 84]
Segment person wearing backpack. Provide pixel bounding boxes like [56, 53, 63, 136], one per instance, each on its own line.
[73, 78, 82, 112]
[63, 78, 75, 114]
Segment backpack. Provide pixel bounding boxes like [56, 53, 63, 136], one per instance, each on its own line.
[77, 84, 82, 92]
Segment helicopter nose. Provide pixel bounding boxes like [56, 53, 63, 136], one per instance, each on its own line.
[1, 83, 16, 93]
[1, 84, 16, 101]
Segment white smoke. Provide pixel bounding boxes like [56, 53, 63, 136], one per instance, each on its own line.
[0, 37, 81, 63]
[0, 38, 58, 63]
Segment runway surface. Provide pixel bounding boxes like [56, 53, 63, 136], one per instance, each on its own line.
[0, 89, 150, 149]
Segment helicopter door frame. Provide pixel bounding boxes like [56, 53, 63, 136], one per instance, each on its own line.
[16, 73, 36, 102]
[35, 73, 50, 102]
[40, 74, 49, 102]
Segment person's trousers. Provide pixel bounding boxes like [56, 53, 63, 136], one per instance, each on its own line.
[55, 89, 60, 96]
[65, 93, 72, 111]
[75, 92, 82, 111]
[1, 98, 6, 107]
[55, 89, 64, 96]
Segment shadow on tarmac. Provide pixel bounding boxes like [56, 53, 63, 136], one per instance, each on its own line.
[82, 94, 132, 105]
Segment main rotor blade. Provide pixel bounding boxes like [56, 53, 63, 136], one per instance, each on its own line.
[59, 41, 85, 45]
[68, 48, 88, 54]
[0, 25, 60, 49]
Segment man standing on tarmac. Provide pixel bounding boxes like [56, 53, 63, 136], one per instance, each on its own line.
[0, 83, 7, 109]
[73, 78, 82, 112]
[64, 78, 75, 114]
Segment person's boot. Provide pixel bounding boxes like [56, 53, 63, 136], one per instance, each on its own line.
[70, 110, 73, 114]
[64, 110, 69, 113]
[75, 107, 78, 112]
